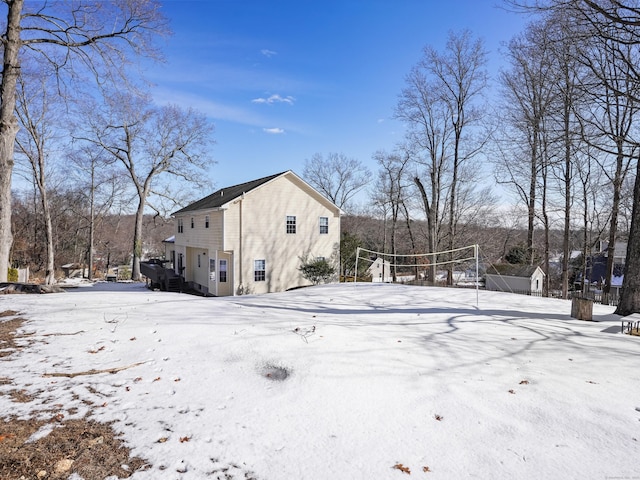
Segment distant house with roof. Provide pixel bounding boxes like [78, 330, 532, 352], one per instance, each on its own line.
[484, 264, 546, 295]
[583, 241, 627, 286]
[169, 171, 341, 296]
[367, 257, 392, 282]
[573, 241, 627, 300]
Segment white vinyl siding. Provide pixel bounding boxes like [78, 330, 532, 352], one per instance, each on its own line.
[176, 172, 340, 295]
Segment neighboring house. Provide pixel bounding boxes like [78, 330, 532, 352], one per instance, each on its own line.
[584, 241, 627, 285]
[573, 241, 627, 299]
[171, 171, 341, 296]
[368, 257, 392, 283]
[484, 264, 546, 294]
[599, 240, 627, 265]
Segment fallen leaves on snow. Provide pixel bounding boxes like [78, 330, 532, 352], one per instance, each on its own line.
[393, 463, 411, 474]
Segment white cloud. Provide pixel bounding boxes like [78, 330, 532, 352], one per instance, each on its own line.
[252, 94, 295, 105]
[263, 127, 285, 134]
[261, 49, 277, 58]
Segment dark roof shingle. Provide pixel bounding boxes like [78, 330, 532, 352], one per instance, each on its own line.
[172, 171, 286, 215]
[485, 264, 542, 278]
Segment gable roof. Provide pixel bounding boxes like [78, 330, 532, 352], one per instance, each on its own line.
[172, 171, 286, 215]
[485, 264, 545, 278]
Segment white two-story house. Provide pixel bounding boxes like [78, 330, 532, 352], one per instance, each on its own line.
[170, 171, 341, 296]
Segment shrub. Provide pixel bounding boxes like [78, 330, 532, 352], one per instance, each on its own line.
[299, 258, 335, 285]
[7, 268, 18, 282]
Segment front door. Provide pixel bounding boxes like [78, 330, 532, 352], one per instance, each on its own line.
[217, 252, 233, 296]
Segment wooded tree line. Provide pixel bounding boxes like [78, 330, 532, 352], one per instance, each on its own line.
[304, 0, 640, 315]
[11, 187, 173, 278]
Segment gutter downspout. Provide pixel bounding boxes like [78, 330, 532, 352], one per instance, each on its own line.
[238, 193, 244, 293]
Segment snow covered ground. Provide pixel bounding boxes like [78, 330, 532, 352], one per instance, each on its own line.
[1, 282, 639, 479]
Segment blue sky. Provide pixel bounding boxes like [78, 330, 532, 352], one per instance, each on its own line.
[148, 1, 528, 192]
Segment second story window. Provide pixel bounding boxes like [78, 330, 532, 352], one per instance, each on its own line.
[286, 215, 296, 234]
[319, 216, 329, 234]
[177, 218, 184, 233]
[205, 215, 210, 228]
[191, 217, 194, 228]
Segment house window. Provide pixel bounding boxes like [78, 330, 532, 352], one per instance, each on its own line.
[219, 259, 227, 283]
[198, 254, 201, 268]
[191, 217, 194, 228]
[177, 218, 184, 233]
[286, 216, 296, 234]
[205, 215, 210, 228]
[254, 259, 266, 281]
[319, 217, 328, 234]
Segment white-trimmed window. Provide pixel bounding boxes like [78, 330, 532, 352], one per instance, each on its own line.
[177, 218, 184, 233]
[205, 215, 210, 228]
[254, 259, 266, 281]
[219, 259, 227, 282]
[191, 217, 194, 228]
[319, 216, 329, 234]
[286, 216, 296, 234]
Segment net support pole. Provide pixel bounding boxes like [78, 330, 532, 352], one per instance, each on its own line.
[354, 247, 360, 285]
[475, 244, 479, 308]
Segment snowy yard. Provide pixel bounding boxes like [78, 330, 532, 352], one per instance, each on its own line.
[1, 282, 639, 479]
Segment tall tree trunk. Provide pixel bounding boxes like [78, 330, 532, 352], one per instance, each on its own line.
[615, 158, 640, 316]
[581, 180, 590, 296]
[401, 201, 418, 281]
[448, 154, 459, 286]
[0, 0, 24, 282]
[132, 197, 145, 281]
[88, 164, 96, 281]
[527, 144, 537, 265]
[414, 177, 436, 284]
[40, 185, 55, 285]
[541, 160, 550, 296]
[561, 119, 571, 300]
[602, 144, 624, 305]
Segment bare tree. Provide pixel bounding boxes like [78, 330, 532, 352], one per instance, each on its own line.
[497, 20, 559, 267]
[546, 14, 585, 299]
[396, 60, 450, 279]
[66, 143, 127, 280]
[78, 91, 214, 280]
[14, 60, 63, 284]
[302, 152, 370, 211]
[506, 0, 640, 315]
[425, 30, 488, 283]
[396, 30, 488, 284]
[576, 22, 640, 303]
[371, 150, 412, 281]
[0, 0, 167, 281]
